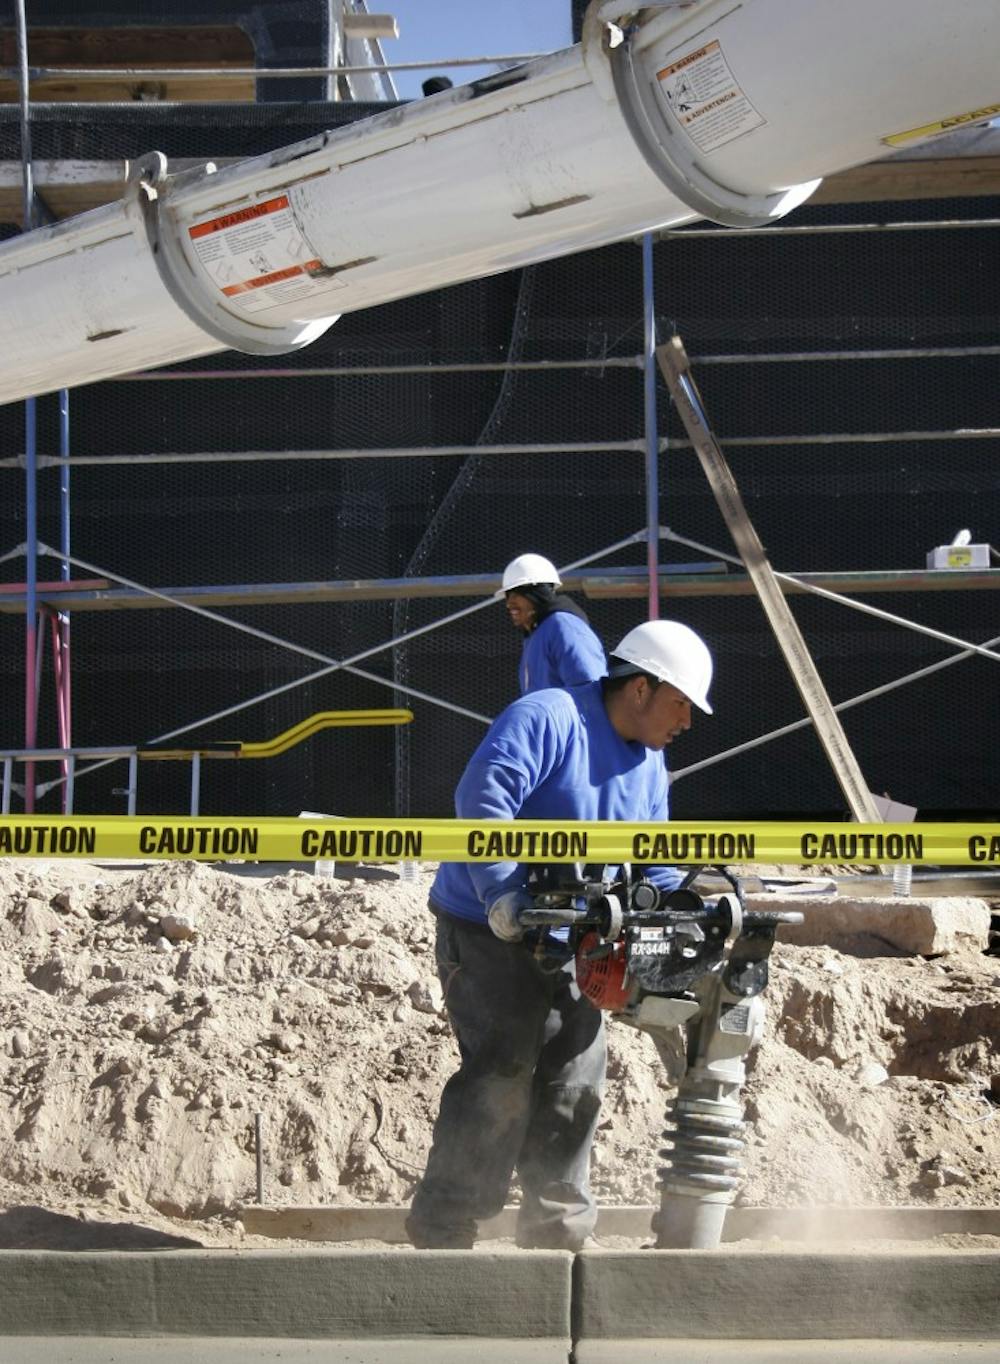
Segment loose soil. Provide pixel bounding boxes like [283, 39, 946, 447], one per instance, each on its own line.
[1, 859, 997, 1250]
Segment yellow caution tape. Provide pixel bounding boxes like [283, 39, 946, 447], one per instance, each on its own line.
[0, 817, 998, 866]
[882, 102, 1000, 147]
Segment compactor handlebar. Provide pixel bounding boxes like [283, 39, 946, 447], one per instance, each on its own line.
[519, 866, 803, 940]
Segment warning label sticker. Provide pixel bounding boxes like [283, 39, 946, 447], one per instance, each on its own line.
[187, 195, 340, 316]
[656, 40, 766, 154]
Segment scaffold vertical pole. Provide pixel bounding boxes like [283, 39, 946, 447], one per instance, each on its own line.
[127, 755, 138, 816]
[15, 0, 38, 813]
[643, 233, 660, 620]
[58, 387, 73, 809]
[326, 0, 344, 101]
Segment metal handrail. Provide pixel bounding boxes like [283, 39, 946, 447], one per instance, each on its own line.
[0, 708, 413, 816]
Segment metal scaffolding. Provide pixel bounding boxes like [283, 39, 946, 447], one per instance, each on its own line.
[3, 10, 999, 819]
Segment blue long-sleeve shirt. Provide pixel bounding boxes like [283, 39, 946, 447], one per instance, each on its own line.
[519, 611, 606, 694]
[431, 680, 683, 923]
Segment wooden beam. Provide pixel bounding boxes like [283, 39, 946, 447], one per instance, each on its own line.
[0, 567, 996, 614]
[0, 157, 235, 224]
[816, 154, 1000, 203]
[0, 26, 255, 103]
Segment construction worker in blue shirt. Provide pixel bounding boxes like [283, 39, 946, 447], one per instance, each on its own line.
[501, 552, 607, 693]
[405, 619, 714, 1252]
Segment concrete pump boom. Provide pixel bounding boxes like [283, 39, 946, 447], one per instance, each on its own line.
[1, 0, 998, 405]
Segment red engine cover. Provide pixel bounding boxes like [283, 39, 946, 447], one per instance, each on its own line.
[575, 930, 631, 1011]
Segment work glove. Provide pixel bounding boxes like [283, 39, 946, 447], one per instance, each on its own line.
[486, 888, 535, 943]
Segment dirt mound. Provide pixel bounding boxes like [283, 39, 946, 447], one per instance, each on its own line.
[743, 946, 1000, 1206]
[1, 859, 998, 1242]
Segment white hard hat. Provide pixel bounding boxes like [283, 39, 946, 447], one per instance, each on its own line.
[609, 620, 714, 714]
[502, 553, 561, 592]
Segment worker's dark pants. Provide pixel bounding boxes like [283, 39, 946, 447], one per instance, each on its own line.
[406, 905, 606, 1250]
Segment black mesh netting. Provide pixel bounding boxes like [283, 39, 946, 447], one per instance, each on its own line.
[0, 101, 997, 820]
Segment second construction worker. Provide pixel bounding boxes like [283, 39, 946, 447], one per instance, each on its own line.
[501, 552, 607, 693]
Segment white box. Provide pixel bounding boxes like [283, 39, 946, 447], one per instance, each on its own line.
[926, 543, 990, 570]
[871, 794, 918, 822]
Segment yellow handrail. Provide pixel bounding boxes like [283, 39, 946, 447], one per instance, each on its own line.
[139, 708, 413, 761]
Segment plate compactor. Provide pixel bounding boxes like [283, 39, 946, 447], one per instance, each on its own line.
[520, 864, 803, 1249]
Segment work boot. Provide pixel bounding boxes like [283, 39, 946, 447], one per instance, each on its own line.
[404, 1213, 475, 1250]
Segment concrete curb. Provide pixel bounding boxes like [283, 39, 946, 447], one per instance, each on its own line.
[2, 1245, 999, 1345]
[0, 1250, 572, 1344]
[574, 1250, 1000, 1341]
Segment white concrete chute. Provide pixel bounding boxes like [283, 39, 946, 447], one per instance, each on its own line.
[1, 0, 998, 403]
[0, 192, 221, 400]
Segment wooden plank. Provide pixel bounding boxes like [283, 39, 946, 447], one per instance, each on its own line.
[0, 157, 236, 224]
[0, 25, 254, 103]
[0, 74, 256, 103]
[817, 154, 1000, 202]
[0, 26, 254, 66]
[0, 577, 110, 595]
[584, 568, 1000, 598]
[0, 568, 996, 614]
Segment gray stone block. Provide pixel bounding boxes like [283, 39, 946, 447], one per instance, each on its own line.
[754, 895, 992, 955]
